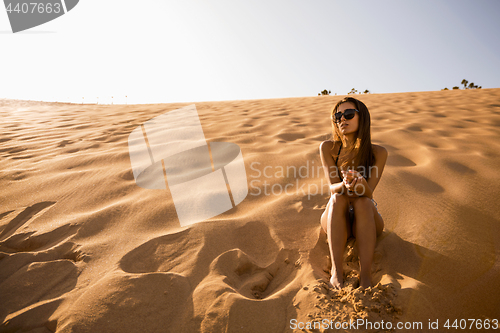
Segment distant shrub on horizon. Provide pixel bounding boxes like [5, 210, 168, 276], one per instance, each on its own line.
[443, 79, 481, 91]
[317, 88, 369, 96]
[346, 88, 370, 94]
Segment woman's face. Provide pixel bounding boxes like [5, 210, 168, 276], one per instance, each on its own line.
[336, 102, 359, 135]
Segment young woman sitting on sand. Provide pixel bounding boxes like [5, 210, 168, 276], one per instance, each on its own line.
[319, 97, 388, 289]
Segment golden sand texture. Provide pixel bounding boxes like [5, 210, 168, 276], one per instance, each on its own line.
[1, 88, 499, 332]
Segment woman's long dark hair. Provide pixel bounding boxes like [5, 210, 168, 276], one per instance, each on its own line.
[330, 97, 374, 177]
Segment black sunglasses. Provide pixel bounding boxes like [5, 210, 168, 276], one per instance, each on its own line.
[333, 109, 359, 123]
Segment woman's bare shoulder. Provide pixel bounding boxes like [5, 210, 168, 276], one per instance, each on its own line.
[320, 139, 334, 147]
[372, 144, 388, 158]
[320, 140, 336, 151]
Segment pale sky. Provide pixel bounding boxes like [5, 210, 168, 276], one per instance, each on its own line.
[1, 0, 499, 104]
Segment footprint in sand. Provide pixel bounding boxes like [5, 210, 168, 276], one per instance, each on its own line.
[0, 202, 84, 329]
[223, 248, 299, 299]
[193, 248, 300, 332]
[123, 242, 299, 300]
[0, 202, 84, 271]
[0, 202, 56, 241]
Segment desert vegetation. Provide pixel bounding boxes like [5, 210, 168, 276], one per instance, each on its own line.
[348, 88, 370, 94]
[443, 79, 481, 90]
[318, 88, 370, 96]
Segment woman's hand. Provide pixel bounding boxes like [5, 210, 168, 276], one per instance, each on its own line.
[342, 170, 365, 196]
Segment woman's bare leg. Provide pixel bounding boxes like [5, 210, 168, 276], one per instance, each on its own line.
[352, 197, 377, 288]
[321, 193, 349, 289]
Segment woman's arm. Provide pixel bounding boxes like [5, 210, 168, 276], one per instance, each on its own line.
[319, 140, 346, 195]
[343, 145, 388, 198]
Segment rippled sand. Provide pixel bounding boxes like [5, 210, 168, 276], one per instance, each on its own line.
[1, 88, 499, 332]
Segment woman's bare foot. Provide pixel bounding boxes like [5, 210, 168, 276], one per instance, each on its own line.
[329, 269, 344, 289]
[359, 272, 372, 289]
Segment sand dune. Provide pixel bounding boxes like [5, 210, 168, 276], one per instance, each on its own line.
[1, 89, 499, 332]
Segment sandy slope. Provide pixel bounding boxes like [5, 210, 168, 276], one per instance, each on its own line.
[1, 89, 499, 332]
